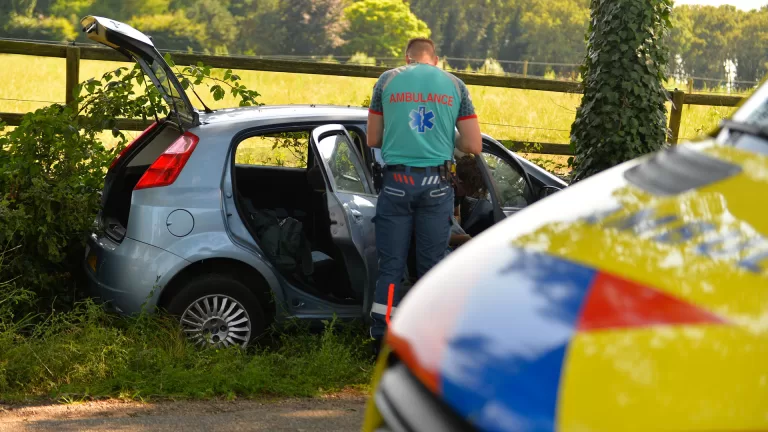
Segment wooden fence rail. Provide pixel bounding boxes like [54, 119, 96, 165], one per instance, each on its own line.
[0, 39, 747, 155]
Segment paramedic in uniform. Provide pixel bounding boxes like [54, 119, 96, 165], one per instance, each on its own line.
[366, 38, 482, 348]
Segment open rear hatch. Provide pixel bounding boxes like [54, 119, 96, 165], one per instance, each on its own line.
[81, 16, 199, 242]
[81, 15, 199, 128]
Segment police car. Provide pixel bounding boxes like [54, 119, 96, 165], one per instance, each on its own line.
[363, 77, 768, 432]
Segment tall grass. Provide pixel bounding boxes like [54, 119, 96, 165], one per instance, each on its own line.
[0, 302, 372, 401]
[0, 54, 744, 148]
[0, 251, 372, 402]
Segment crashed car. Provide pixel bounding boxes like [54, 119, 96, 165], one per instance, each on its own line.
[79, 16, 566, 347]
[362, 76, 768, 431]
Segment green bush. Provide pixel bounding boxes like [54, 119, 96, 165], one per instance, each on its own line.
[0, 57, 261, 314]
[2, 13, 77, 41]
[0, 65, 160, 312]
[569, 0, 672, 182]
[342, 0, 431, 57]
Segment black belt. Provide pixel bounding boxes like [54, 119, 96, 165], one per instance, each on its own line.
[386, 164, 442, 173]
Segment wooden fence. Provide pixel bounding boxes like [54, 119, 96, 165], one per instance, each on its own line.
[0, 39, 746, 156]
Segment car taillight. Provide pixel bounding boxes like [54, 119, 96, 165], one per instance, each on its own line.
[109, 121, 158, 170]
[134, 132, 199, 190]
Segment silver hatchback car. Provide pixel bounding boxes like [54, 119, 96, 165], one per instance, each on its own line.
[81, 16, 567, 347]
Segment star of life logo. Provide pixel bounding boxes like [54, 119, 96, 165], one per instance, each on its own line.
[409, 106, 435, 133]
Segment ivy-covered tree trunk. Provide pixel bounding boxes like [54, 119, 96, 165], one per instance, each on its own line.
[569, 0, 673, 182]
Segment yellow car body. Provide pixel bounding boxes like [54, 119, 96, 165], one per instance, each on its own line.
[364, 79, 768, 432]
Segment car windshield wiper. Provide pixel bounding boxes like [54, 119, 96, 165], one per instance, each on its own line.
[719, 120, 768, 141]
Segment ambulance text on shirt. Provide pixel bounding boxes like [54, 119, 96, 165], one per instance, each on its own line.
[369, 63, 477, 167]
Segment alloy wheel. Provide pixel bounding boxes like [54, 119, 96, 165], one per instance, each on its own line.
[180, 294, 252, 348]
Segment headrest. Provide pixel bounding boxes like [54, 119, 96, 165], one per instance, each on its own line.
[306, 165, 326, 192]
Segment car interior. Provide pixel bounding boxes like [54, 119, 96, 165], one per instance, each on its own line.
[233, 129, 360, 305]
[232, 126, 531, 302]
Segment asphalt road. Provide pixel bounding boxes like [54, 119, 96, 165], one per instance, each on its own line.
[0, 394, 367, 432]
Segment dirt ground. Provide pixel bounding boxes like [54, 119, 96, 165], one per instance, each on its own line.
[0, 393, 368, 432]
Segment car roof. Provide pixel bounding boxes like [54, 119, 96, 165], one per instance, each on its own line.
[198, 103, 499, 140]
[198, 104, 370, 126]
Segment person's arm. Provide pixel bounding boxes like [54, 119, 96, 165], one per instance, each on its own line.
[367, 77, 385, 148]
[455, 80, 482, 155]
[449, 233, 472, 247]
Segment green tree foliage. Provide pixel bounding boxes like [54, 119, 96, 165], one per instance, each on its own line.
[569, 0, 672, 182]
[238, 0, 347, 56]
[2, 0, 765, 85]
[128, 12, 206, 53]
[185, 0, 238, 54]
[519, 0, 589, 64]
[2, 13, 76, 41]
[678, 5, 742, 81]
[342, 0, 430, 57]
[54, 0, 170, 19]
[729, 8, 768, 83]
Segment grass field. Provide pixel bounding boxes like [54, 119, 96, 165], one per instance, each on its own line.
[0, 53, 744, 153]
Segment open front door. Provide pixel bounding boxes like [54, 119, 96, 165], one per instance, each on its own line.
[310, 125, 378, 314]
[480, 140, 535, 218]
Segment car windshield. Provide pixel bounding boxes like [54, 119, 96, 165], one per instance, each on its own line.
[718, 79, 768, 155]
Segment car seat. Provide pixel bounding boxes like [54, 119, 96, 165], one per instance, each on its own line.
[306, 165, 356, 300]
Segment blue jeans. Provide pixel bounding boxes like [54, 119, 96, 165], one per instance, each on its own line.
[370, 167, 454, 340]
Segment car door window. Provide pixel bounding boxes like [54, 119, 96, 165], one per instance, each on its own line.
[316, 133, 368, 194]
[481, 152, 531, 209]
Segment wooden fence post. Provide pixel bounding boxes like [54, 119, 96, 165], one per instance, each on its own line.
[668, 89, 685, 145]
[522, 60, 529, 77]
[687, 77, 694, 94]
[65, 45, 81, 110]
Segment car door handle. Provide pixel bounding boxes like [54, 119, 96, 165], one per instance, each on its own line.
[349, 209, 364, 224]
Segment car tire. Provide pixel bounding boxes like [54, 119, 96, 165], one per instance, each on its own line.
[166, 273, 266, 348]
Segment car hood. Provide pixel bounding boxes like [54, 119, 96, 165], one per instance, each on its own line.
[387, 140, 768, 432]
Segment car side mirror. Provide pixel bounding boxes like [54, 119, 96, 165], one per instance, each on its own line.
[538, 185, 561, 200]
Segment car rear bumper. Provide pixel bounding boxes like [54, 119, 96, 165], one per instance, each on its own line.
[83, 233, 189, 315]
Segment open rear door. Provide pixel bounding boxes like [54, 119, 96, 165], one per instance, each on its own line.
[310, 125, 378, 313]
[81, 16, 199, 128]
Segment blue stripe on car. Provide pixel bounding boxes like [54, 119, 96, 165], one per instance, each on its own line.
[439, 247, 597, 432]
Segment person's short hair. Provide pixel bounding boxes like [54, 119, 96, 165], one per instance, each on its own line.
[456, 155, 487, 198]
[405, 38, 436, 58]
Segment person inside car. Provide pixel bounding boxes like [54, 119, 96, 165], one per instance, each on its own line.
[454, 154, 493, 237]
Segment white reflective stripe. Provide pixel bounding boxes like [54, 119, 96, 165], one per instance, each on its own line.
[428, 176, 436, 185]
[430, 184, 451, 197]
[422, 177, 428, 186]
[384, 186, 405, 197]
[371, 302, 397, 316]
[430, 189, 447, 197]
